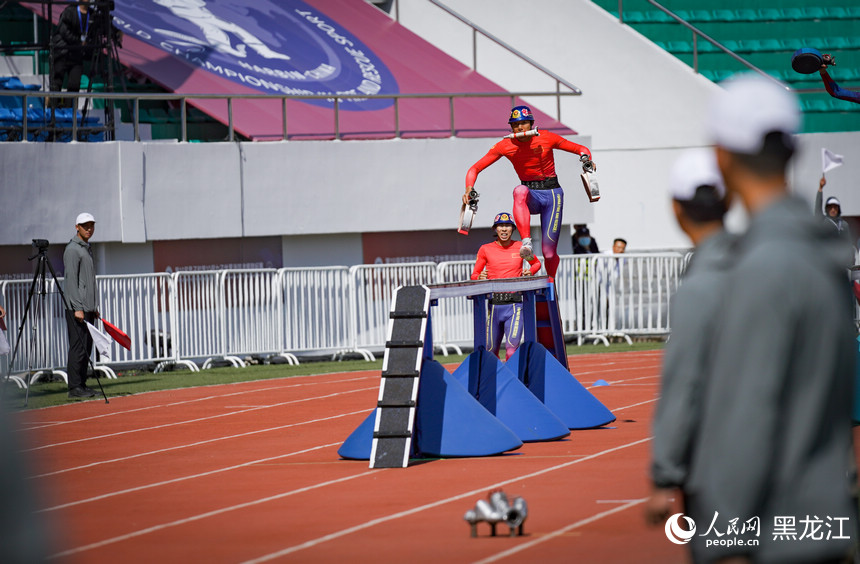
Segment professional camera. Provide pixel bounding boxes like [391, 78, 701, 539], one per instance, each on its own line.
[32, 239, 50, 251]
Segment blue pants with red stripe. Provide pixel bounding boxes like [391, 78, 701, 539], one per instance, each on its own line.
[487, 302, 523, 360]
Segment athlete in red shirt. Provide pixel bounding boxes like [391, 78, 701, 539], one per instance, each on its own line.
[463, 105, 595, 280]
[471, 212, 541, 360]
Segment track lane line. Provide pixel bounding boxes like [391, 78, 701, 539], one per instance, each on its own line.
[47, 437, 652, 560]
[240, 437, 653, 563]
[30, 409, 368, 482]
[23, 386, 377, 452]
[38, 441, 345, 512]
[473, 498, 648, 564]
[47, 471, 380, 560]
[18, 374, 378, 431]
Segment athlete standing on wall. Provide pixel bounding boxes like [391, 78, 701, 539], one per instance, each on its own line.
[463, 106, 596, 280]
[471, 212, 542, 360]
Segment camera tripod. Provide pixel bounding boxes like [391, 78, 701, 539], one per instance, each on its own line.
[5, 240, 107, 406]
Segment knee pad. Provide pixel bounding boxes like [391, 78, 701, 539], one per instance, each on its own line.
[512, 185, 529, 202]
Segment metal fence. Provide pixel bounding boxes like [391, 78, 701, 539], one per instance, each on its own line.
[4, 255, 855, 381]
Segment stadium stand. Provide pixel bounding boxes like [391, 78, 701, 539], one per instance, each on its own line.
[0, 75, 102, 141]
[2, 0, 573, 141]
[591, 0, 860, 132]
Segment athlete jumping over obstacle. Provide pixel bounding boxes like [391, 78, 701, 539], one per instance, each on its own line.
[463, 105, 596, 280]
[471, 212, 542, 360]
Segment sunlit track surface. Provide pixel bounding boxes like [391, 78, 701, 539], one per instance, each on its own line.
[12, 352, 702, 564]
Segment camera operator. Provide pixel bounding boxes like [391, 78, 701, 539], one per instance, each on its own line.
[49, 0, 122, 110]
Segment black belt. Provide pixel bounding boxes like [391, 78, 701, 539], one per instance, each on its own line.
[490, 292, 523, 305]
[521, 177, 560, 190]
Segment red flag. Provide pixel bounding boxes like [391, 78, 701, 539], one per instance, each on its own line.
[101, 318, 131, 350]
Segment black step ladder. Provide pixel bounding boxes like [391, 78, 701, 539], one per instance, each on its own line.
[369, 285, 431, 468]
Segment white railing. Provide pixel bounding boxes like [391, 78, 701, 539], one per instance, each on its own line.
[13, 253, 851, 380]
[2, 278, 66, 377]
[435, 261, 475, 354]
[98, 273, 173, 366]
[348, 263, 438, 357]
[279, 266, 353, 360]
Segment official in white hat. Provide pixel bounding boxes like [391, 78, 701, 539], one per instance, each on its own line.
[684, 74, 858, 564]
[63, 212, 99, 398]
[647, 149, 737, 531]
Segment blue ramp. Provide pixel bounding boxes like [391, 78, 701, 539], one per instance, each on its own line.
[452, 348, 570, 442]
[338, 359, 522, 460]
[507, 342, 616, 429]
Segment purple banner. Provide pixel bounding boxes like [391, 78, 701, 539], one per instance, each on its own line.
[114, 0, 398, 110]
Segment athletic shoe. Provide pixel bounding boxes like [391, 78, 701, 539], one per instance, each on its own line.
[519, 238, 534, 260]
[68, 386, 96, 399]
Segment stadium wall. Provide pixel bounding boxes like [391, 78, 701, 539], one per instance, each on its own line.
[0, 135, 590, 275]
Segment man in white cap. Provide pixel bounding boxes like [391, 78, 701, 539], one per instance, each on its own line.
[63, 212, 99, 399]
[645, 149, 735, 528]
[815, 176, 855, 256]
[684, 74, 857, 563]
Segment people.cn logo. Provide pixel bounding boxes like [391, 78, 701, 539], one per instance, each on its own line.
[665, 513, 697, 545]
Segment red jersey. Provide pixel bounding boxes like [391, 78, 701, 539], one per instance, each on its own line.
[465, 129, 591, 187]
[471, 240, 541, 280]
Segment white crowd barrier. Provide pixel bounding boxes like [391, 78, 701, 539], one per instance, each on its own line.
[348, 263, 438, 359]
[98, 273, 173, 367]
[1, 278, 67, 385]
[279, 266, 354, 360]
[5, 253, 854, 381]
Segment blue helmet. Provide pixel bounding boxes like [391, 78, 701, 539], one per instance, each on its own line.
[493, 212, 516, 229]
[508, 105, 534, 124]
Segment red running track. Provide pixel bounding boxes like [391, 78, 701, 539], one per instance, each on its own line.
[12, 350, 695, 563]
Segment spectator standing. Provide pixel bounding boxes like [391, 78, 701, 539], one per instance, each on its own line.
[572, 224, 599, 254]
[815, 175, 856, 255]
[63, 212, 99, 399]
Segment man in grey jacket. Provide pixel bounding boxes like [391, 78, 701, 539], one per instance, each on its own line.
[64, 212, 99, 399]
[685, 74, 858, 563]
[646, 148, 736, 526]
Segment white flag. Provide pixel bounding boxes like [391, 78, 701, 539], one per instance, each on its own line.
[822, 148, 844, 174]
[86, 321, 111, 362]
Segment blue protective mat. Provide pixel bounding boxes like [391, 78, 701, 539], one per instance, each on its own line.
[507, 341, 616, 429]
[338, 359, 522, 460]
[451, 347, 569, 442]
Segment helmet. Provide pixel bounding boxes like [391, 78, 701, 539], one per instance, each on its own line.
[493, 212, 516, 229]
[508, 105, 534, 124]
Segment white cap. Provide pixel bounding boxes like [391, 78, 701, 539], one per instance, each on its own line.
[669, 148, 725, 201]
[825, 196, 841, 207]
[75, 212, 96, 225]
[707, 73, 801, 154]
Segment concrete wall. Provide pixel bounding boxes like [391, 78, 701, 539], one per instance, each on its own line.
[0, 134, 592, 243]
[0, 134, 591, 274]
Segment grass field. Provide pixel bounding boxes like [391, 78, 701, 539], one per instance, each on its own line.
[1, 341, 665, 411]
